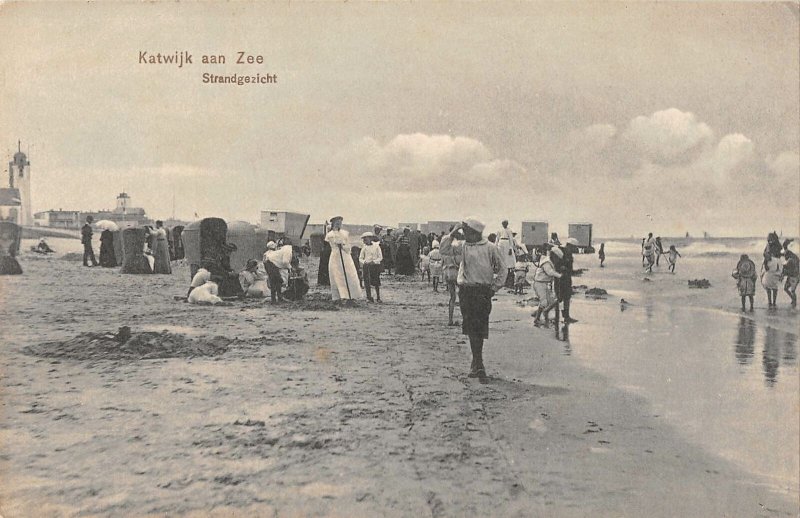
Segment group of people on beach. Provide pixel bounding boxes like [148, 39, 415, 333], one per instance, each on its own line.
[734, 233, 798, 311]
[81, 215, 174, 273]
[641, 233, 681, 274]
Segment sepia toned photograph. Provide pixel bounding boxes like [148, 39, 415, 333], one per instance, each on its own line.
[0, 2, 798, 516]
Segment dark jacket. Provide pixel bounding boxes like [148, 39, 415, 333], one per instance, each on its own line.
[81, 223, 93, 245]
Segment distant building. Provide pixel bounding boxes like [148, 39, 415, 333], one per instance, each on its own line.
[36, 192, 152, 229]
[34, 209, 80, 229]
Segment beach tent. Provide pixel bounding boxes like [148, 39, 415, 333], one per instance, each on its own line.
[226, 220, 269, 273]
[309, 232, 324, 257]
[0, 221, 23, 275]
[111, 230, 124, 265]
[521, 221, 549, 249]
[182, 218, 228, 279]
[171, 225, 185, 260]
[120, 228, 152, 274]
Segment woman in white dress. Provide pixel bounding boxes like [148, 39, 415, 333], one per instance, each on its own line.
[325, 216, 363, 301]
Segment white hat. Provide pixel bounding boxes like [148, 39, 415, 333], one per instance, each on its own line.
[432, 240, 440, 248]
[463, 217, 485, 233]
[565, 237, 580, 246]
[266, 241, 277, 250]
[361, 231, 375, 239]
[550, 247, 564, 258]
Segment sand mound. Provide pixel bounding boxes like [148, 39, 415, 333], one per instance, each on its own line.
[23, 328, 231, 361]
[59, 252, 84, 261]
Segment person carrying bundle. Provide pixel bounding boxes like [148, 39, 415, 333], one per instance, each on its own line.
[263, 241, 285, 303]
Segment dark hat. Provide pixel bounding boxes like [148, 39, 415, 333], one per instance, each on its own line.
[330, 216, 343, 223]
[86, 215, 94, 222]
[245, 259, 259, 270]
[222, 243, 238, 253]
[783, 239, 794, 249]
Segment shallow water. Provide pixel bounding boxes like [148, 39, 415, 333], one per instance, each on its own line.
[523, 248, 800, 493]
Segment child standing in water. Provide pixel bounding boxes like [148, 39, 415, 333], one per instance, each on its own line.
[598, 243, 605, 268]
[666, 245, 681, 273]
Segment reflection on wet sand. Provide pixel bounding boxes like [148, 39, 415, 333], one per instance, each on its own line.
[735, 317, 755, 365]
[763, 327, 780, 386]
[734, 317, 798, 387]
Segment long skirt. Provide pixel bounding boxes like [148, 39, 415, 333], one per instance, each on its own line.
[380, 242, 394, 269]
[395, 245, 415, 275]
[152, 238, 172, 274]
[328, 246, 363, 300]
[99, 239, 117, 268]
[738, 277, 756, 297]
[318, 244, 331, 286]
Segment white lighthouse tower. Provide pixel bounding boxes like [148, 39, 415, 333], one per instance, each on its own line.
[8, 141, 32, 226]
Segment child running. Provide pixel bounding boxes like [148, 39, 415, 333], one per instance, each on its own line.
[429, 241, 443, 292]
[666, 245, 681, 273]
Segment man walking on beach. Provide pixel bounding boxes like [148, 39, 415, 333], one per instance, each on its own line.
[451, 218, 504, 380]
[81, 215, 98, 267]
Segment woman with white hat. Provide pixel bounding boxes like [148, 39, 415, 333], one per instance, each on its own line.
[324, 216, 363, 302]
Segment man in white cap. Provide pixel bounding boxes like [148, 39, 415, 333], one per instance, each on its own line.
[325, 216, 363, 302]
[496, 220, 517, 288]
[359, 231, 383, 302]
[448, 217, 505, 380]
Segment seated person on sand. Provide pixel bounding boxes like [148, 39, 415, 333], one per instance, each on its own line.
[283, 256, 310, 301]
[188, 274, 229, 305]
[187, 260, 215, 298]
[35, 238, 55, 254]
[239, 259, 268, 298]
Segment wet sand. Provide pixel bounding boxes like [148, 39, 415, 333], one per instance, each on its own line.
[0, 241, 797, 517]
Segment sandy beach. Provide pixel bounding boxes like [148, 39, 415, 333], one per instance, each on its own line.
[0, 238, 797, 517]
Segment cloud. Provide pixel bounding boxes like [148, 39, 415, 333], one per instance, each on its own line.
[566, 123, 617, 153]
[768, 150, 800, 179]
[334, 133, 527, 192]
[622, 108, 714, 165]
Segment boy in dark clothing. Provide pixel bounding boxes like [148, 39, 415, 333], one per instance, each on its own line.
[81, 215, 98, 267]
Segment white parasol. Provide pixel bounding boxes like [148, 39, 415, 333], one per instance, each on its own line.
[95, 220, 120, 232]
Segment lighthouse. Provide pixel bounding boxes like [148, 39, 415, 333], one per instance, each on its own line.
[8, 141, 32, 226]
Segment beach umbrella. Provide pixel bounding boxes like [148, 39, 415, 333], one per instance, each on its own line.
[95, 220, 120, 232]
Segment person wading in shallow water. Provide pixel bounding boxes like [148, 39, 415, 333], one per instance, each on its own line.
[782, 239, 798, 308]
[452, 218, 504, 381]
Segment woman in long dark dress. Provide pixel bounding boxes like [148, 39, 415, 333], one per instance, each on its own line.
[395, 228, 415, 276]
[99, 229, 117, 267]
[318, 240, 331, 286]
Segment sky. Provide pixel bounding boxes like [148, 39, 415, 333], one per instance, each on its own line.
[0, 1, 798, 237]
